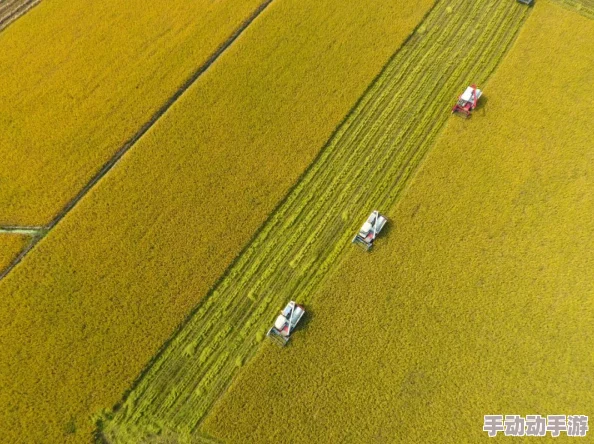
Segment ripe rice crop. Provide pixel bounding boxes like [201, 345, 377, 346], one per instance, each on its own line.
[203, 2, 594, 442]
[102, 1, 530, 441]
[0, 233, 29, 272]
[0, 0, 264, 226]
[0, 0, 432, 442]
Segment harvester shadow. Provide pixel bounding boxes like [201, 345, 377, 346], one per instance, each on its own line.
[292, 306, 315, 340]
[475, 95, 489, 116]
[370, 217, 393, 252]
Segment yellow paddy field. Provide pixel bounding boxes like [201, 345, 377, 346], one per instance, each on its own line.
[0, 234, 29, 272]
[203, 2, 594, 442]
[0, 0, 432, 442]
[0, 0, 264, 225]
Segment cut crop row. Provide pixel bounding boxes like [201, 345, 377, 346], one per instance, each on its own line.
[550, 0, 594, 19]
[101, 1, 530, 442]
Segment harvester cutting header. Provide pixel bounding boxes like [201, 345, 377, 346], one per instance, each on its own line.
[452, 84, 482, 118]
[267, 301, 305, 346]
[352, 210, 387, 251]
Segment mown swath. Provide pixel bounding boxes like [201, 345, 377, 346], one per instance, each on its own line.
[550, 0, 594, 20]
[101, 1, 530, 441]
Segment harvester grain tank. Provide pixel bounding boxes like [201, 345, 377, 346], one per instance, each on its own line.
[452, 84, 482, 118]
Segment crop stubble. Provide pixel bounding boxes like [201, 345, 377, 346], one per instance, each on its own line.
[204, 2, 594, 441]
[0, 0, 432, 442]
[102, 1, 530, 441]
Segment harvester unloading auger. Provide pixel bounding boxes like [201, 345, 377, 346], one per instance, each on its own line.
[267, 301, 305, 346]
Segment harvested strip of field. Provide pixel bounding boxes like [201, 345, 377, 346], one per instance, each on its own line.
[0, 0, 433, 442]
[0, 0, 266, 226]
[102, 1, 530, 441]
[0, 233, 30, 272]
[204, 3, 594, 441]
[0, 0, 40, 32]
[550, 0, 594, 19]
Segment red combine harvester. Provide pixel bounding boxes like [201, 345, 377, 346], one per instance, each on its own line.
[452, 84, 482, 118]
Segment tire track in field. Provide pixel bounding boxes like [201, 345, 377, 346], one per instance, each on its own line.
[0, 0, 275, 281]
[101, 1, 531, 442]
[0, 0, 40, 33]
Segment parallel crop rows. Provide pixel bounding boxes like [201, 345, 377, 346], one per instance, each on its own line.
[0, 0, 39, 32]
[550, 0, 594, 19]
[102, 1, 529, 441]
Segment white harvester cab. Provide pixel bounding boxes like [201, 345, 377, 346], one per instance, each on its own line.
[452, 85, 482, 118]
[352, 210, 387, 251]
[267, 301, 305, 346]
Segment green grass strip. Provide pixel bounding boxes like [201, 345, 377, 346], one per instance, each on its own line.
[549, 0, 594, 20]
[100, 1, 531, 442]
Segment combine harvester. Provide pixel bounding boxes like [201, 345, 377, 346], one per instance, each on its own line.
[452, 84, 482, 118]
[267, 301, 305, 346]
[352, 210, 388, 251]
[517, 0, 534, 5]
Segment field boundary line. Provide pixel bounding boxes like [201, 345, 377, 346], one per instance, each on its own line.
[0, 226, 46, 280]
[0, 0, 40, 33]
[0, 226, 46, 236]
[0, 0, 275, 282]
[0, 235, 39, 279]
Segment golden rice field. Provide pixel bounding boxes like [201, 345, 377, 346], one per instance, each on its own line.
[0, 0, 265, 226]
[101, 1, 534, 441]
[2, 0, 592, 442]
[0, 233, 29, 272]
[0, 0, 433, 442]
[203, 2, 594, 442]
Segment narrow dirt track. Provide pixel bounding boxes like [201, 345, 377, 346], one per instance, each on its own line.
[0, 0, 40, 32]
[0, 0, 274, 282]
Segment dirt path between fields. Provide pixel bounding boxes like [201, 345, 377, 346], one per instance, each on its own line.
[0, 0, 40, 33]
[0, 226, 45, 236]
[0, 0, 275, 281]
